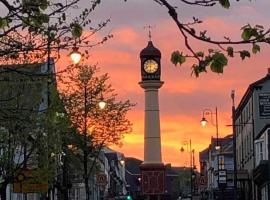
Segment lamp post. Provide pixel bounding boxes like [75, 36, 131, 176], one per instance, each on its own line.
[200, 107, 220, 150]
[200, 107, 221, 196]
[231, 90, 238, 200]
[180, 140, 194, 199]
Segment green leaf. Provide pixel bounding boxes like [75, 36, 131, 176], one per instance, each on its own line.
[240, 50, 251, 60]
[227, 47, 234, 57]
[241, 28, 252, 41]
[171, 51, 186, 66]
[40, 14, 49, 23]
[0, 18, 8, 29]
[192, 64, 207, 77]
[219, 0, 230, 9]
[71, 23, 83, 38]
[210, 52, 228, 73]
[39, 0, 48, 10]
[252, 44, 260, 54]
[196, 52, 204, 57]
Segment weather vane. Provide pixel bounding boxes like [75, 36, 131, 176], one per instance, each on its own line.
[143, 25, 155, 41]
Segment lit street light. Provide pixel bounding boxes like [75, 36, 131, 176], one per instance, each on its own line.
[200, 117, 207, 127]
[180, 140, 194, 199]
[70, 47, 82, 64]
[200, 107, 220, 150]
[120, 158, 125, 166]
[98, 100, 107, 110]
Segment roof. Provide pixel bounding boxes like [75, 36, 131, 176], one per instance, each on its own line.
[105, 152, 118, 161]
[255, 124, 270, 139]
[140, 41, 161, 58]
[199, 148, 209, 162]
[210, 135, 233, 154]
[125, 157, 142, 175]
[0, 58, 54, 75]
[235, 70, 270, 118]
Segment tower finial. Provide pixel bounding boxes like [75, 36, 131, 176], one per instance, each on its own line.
[143, 25, 155, 41]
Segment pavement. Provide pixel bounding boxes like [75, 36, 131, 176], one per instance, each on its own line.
[192, 195, 201, 200]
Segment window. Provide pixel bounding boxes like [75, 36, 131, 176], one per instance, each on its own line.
[255, 139, 264, 166]
[259, 142, 263, 160]
[247, 134, 250, 155]
[218, 155, 225, 170]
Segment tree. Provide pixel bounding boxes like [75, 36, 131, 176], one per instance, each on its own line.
[59, 64, 133, 200]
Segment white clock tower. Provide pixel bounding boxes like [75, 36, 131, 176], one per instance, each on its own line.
[139, 40, 165, 197]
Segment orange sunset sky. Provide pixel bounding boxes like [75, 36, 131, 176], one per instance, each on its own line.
[60, 0, 270, 167]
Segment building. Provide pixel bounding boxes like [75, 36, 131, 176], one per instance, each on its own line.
[199, 135, 235, 199]
[234, 69, 270, 200]
[125, 157, 143, 200]
[67, 148, 127, 200]
[253, 125, 270, 200]
[0, 60, 55, 200]
[104, 150, 127, 199]
[199, 148, 209, 194]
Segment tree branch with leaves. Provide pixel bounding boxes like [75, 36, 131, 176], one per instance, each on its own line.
[150, 0, 270, 76]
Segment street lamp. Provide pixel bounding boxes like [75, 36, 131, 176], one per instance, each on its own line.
[180, 140, 194, 199]
[200, 107, 221, 194]
[120, 158, 125, 166]
[200, 117, 207, 127]
[69, 46, 82, 64]
[200, 107, 220, 150]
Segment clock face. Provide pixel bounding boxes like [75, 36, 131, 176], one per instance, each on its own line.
[144, 59, 158, 73]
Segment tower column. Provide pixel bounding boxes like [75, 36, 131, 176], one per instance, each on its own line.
[140, 81, 163, 164]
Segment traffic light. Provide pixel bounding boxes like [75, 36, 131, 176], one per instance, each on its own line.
[126, 195, 132, 200]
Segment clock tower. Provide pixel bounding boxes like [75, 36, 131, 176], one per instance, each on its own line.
[139, 40, 165, 197]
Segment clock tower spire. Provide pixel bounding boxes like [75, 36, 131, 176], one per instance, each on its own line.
[139, 39, 165, 197]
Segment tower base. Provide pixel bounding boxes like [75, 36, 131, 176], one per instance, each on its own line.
[140, 163, 165, 196]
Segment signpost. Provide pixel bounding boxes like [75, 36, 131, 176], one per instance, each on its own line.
[13, 169, 48, 193]
[199, 176, 207, 186]
[218, 170, 227, 189]
[96, 173, 107, 186]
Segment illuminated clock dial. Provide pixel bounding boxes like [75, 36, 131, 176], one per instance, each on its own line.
[144, 59, 158, 73]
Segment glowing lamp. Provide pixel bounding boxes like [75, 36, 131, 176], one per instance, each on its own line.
[98, 100, 106, 110]
[70, 47, 82, 64]
[200, 117, 207, 127]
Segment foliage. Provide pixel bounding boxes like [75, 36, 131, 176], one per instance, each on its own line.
[58, 64, 133, 199]
[59, 64, 133, 148]
[0, 63, 57, 198]
[0, 0, 111, 64]
[151, 0, 270, 76]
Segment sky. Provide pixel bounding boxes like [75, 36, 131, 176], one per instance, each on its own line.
[66, 0, 270, 167]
